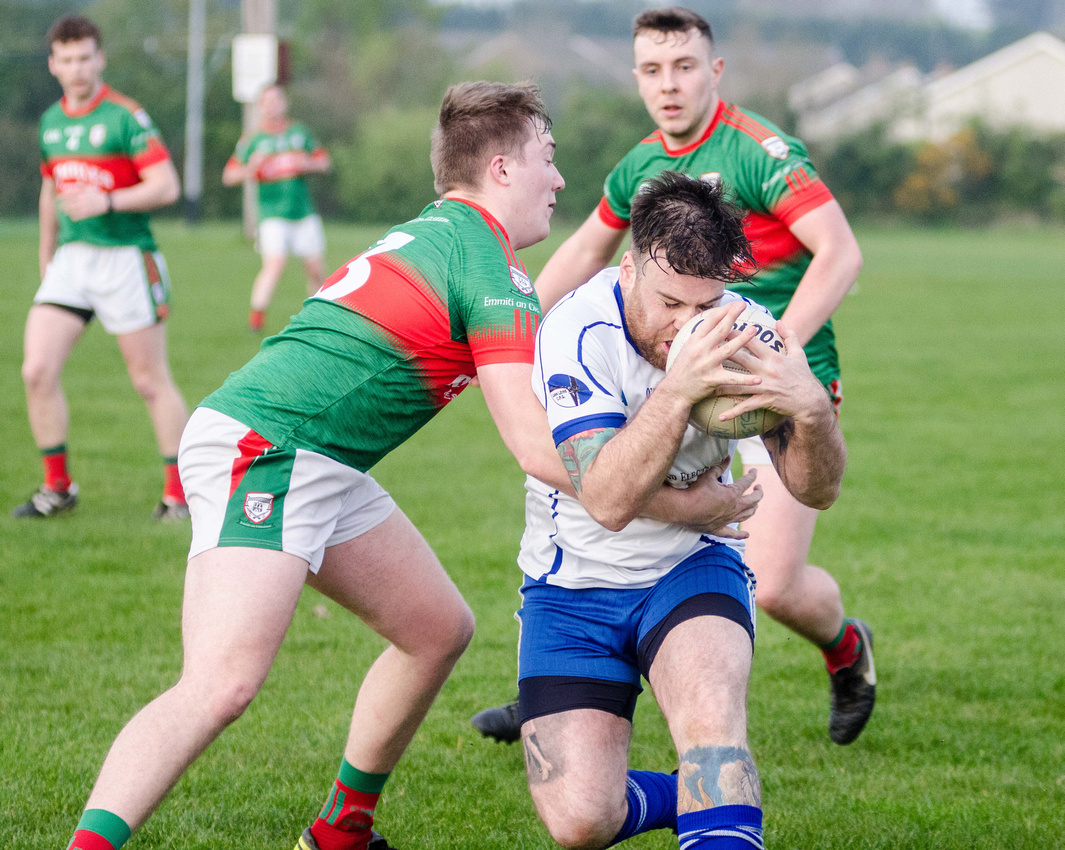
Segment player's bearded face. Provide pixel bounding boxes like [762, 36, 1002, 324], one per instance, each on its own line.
[624, 278, 675, 370]
[622, 255, 726, 371]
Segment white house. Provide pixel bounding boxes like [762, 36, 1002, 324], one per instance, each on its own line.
[792, 32, 1065, 144]
[895, 31, 1065, 141]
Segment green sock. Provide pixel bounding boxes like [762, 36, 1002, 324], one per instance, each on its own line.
[69, 808, 131, 850]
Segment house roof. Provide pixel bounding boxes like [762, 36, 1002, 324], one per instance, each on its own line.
[924, 31, 1065, 101]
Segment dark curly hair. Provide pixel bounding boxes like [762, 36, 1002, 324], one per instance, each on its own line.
[630, 171, 755, 283]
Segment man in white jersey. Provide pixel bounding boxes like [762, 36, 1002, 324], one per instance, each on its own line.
[516, 172, 846, 849]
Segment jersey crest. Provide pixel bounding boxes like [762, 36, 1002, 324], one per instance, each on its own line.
[761, 135, 790, 160]
[547, 374, 592, 408]
[510, 265, 534, 295]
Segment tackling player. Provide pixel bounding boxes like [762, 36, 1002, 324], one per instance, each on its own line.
[517, 171, 847, 849]
[14, 15, 190, 522]
[60, 80, 575, 850]
[473, 5, 875, 747]
[223, 84, 332, 332]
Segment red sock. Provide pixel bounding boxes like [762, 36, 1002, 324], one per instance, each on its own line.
[249, 309, 265, 331]
[42, 446, 71, 493]
[162, 458, 185, 505]
[311, 781, 383, 850]
[69, 831, 118, 850]
[822, 620, 862, 674]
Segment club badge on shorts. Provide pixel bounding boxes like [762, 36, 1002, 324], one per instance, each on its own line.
[243, 492, 275, 524]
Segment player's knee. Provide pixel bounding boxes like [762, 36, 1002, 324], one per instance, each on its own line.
[196, 676, 261, 729]
[402, 596, 474, 667]
[21, 357, 58, 394]
[128, 368, 176, 405]
[531, 786, 624, 850]
[540, 809, 616, 850]
[438, 600, 476, 661]
[754, 575, 801, 621]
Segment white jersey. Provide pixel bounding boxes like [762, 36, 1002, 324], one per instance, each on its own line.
[518, 268, 763, 590]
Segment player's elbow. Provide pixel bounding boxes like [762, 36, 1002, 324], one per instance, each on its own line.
[581, 496, 637, 532]
[803, 480, 842, 511]
[848, 243, 864, 281]
[839, 237, 863, 283]
[159, 175, 181, 206]
[792, 458, 846, 511]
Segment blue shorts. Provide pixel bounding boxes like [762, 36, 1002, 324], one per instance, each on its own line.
[516, 544, 756, 723]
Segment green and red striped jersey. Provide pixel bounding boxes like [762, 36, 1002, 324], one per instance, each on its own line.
[202, 198, 542, 471]
[228, 121, 326, 221]
[600, 100, 839, 385]
[39, 84, 170, 251]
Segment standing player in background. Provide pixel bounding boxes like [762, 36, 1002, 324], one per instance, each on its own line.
[223, 84, 331, 332]
[14, 15, 190, 522]
[473, 5, 875, 747]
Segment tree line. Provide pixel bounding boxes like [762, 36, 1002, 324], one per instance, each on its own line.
[2, 0, 1064, 226]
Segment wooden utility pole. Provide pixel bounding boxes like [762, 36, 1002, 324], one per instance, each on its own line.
[240, 0, 277, 238]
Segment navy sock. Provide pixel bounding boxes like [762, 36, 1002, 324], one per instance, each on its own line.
[608, 770, 677, 845]
[677, 804, 763, 848]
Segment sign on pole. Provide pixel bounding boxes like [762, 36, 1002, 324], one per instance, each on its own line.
[232, 33, 278, 103]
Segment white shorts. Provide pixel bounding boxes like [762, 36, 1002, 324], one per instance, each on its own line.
[257, 215, 325, 258]
[736, 378, 843, 468]
[35, 242, 171, 335]
[179, 407, 396, 572]
[735, 436, 773, 468]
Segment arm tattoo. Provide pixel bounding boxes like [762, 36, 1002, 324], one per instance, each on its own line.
[676, 744, 761, 813]
[557, 427, 618, 494]
[764, 416, 794, 458]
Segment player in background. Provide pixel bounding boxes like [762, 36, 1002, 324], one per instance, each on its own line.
[472, 5, 875, 747]
[223, 84, 332, 332]
[15, 15, 190, 522]
[518, 172, 847, 849]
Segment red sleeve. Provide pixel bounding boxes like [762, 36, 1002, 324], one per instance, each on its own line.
[773, 173, 834, 227]
[469, 309, 540, 367]
[132, 137, 171, 173]
[596, 196, 630, 231]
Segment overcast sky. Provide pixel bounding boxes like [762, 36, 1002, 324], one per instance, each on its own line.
[435, 0, 994, 30]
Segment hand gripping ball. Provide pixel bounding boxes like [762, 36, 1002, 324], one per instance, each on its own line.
[665, 302, 788, 439]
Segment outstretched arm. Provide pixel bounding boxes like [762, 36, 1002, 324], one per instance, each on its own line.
[534, 208, 628, 313]
[477, 362, 575, 494]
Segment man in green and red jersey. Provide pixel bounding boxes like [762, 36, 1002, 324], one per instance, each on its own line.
[60, 80, 573, 850]
[15, 15, 190, 522]
[223, 84, 332, 332]
[472, 6, 876, 748]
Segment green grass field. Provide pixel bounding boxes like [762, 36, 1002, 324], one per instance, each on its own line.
[1, 219, 1064, 849]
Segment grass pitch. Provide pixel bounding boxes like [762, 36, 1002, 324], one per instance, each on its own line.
[1, 219, 1063, 848]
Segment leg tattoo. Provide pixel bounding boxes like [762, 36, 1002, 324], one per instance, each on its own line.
[677, 745, 761, 813]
